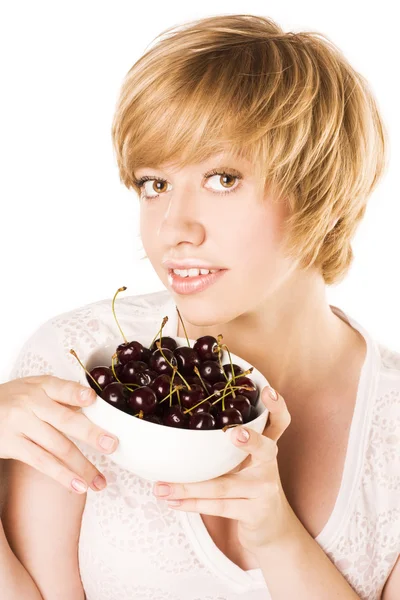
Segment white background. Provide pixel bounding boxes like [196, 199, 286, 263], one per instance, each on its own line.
[1, 1, 398, 382]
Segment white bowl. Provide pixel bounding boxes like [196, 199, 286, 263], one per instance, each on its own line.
[78, 335, 269, 483]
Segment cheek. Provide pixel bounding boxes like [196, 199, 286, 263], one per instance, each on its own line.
[140, 210, 158, 255]
[227, 204, 284, 270]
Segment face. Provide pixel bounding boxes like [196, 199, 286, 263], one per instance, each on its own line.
[137, 152, 300, 328]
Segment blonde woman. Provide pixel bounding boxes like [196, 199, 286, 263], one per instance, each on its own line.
[1, 13, 399, 600]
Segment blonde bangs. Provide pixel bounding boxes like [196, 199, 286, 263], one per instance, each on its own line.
[111, 14, 389, 285]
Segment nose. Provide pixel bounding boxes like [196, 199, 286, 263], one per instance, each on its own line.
[157, 185, 205, 248]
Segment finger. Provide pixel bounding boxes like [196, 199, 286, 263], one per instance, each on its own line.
[164, 497, 250, 522]
[29, 391, 119, 455]
[14, 434, 92, 495]
[24, 415, 107, 492]
[225, 424, 278, 467]
[260, 386, 291, 442]
[153, 472, 259, 501]
[22, 375, 98, 408]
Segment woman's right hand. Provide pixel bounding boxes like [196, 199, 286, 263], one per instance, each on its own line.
[0, 375, 119, 494]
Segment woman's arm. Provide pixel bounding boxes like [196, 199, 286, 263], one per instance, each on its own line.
[2, 458, 86, 600]
[0, 517, 43, 600]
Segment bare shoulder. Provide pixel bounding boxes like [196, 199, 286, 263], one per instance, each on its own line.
[2, 458, 86, 600]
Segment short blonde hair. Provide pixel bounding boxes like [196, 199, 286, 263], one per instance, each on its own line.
[111, 14, 389, 285]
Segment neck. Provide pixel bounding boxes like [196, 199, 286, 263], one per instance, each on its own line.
[175, 268, 365, 403]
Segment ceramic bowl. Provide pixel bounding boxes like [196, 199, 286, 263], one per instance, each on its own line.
[77, 335, 269, 483]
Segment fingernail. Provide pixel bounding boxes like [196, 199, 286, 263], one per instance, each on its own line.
[99, 435, 116, 451]
[71, 479, 88, 493]
[92, 474, 107, 490]
[80, 388, 95, 403]
[267, 386, 278, 401]
[236, 428, 250, 443]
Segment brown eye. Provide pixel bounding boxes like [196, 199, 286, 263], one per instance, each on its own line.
[219, 174, 236, 188]
[205, 172, 240, 194]
[153, 180, 168, 194]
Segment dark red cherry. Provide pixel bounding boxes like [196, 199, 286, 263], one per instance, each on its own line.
[150, 374, 172, 401]
[109, 363, 124, 380]
[130, 360, 148, 372]
[225, 395, 252, 421]
[234, 376, 258, 406]
[190, 400, 212, 415]
[163, 405, 189, 428]
[116, 341, 144, 365]
[215, 407, 243, 429]
[184, 375, 202, 386]
[223, 363, 244, 380]
[144, 369, 158, 381]
[141, 347, 152, 363]
[126, 386, 157, 415]
[150, 336, 178, 352]
[120, 360, 141, 383]
[212, 381, 234, 401]
[87, 366, 115, 393]
[173, 346, 201, 374]
[101, 382, 128, 411]
[209, 402, 222, 419]
[142, 414, 163, 425]
[184, 374, 213, 393]
[132, 371, 154, 387]
[180, 384, 205, 410]
[198, 360, 226, 384]
[149, 348, 178, 375]
[155, 401, 166, 418]
[188, 412, 216, 430]
[193, 335, 220, 362]
[204, 381, 215, 396]
[247, 405, 259, 422]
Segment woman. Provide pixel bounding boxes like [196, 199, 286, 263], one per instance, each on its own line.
[1, 13, 399, 600]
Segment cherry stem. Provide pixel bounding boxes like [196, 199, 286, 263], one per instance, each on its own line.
[175, 306, 191, 348]
[156, 342, 191, 390]
[193, 365, 209, 394]
[215, 335, 236, 399]
[111, 352, 141, 392]
[177, 386, 182, 409]
[69, 349, 103, 393]
[133, 409, 144, 419]
[158, 384, 185, 405]
[220, 380, 231, 411]
[149, 316, 169, 350]
[220, 344, 254, 389]
[240, 367, 254, 378]
[182, 384, 250, 415]
[169, 367, 176, 408]
[221, 343, 235, 379]
[112, 286, 128, 344]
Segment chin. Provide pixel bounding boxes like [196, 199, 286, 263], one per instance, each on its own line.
[174, 295, 237, 329]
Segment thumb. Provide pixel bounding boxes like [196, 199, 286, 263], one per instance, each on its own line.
[261, 385, 291, 442]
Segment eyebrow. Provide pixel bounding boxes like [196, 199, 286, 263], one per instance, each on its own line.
[134, 161, 246, 178]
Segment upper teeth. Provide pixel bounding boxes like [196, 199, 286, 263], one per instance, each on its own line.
[173, 268, 218, 277]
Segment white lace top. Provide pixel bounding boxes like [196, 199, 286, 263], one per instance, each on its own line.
[8, 289, 400, 600]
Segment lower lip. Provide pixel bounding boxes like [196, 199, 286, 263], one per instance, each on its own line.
[167, 269, 228, 295]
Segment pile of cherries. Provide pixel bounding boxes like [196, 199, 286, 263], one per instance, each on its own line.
[71, 287, 259, 431]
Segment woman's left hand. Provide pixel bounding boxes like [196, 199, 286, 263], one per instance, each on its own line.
[152, 385, 299, 556]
